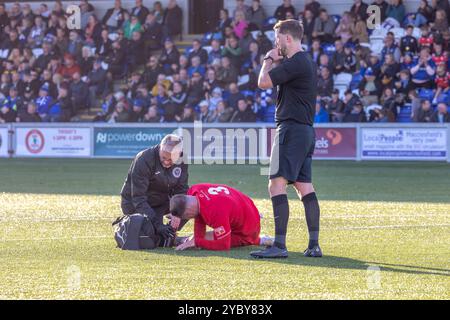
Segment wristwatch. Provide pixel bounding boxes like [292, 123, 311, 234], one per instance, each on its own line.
[264, 56, 274, 63]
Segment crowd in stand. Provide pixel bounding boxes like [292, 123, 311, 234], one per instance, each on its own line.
[0, 0, 449, 124]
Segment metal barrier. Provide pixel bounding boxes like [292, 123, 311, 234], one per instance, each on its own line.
[3, 122, 450, 163]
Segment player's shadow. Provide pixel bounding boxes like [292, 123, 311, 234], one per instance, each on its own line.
[148, 248, 450, 277]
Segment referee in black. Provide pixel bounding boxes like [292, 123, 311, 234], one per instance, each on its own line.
[250, 20, 322, 259]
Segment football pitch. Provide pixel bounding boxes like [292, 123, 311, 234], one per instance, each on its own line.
[0, 159, 449, 300]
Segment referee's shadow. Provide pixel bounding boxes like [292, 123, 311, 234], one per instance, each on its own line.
[148, 247, 450, 277]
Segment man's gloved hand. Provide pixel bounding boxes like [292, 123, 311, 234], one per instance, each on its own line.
[156, 224, 176, 240]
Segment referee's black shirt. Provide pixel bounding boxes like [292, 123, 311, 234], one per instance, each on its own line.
[268, 51, 317, 126]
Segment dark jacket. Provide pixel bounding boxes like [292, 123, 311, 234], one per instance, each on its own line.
[120, 145, 189, 227]
[131, 5, 150, 25]
[431, 111, 450, 123]
[163, 5, 183, 37]
[102, 7, 128, 29]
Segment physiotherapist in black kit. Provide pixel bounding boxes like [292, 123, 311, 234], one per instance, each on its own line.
[251, 20, 322, 259]
[120, 134, 189, 245]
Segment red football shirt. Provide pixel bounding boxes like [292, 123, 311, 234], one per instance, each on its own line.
[188, 184, 261, 251]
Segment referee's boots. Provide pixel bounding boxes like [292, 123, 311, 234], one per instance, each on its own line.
[250, 245, 289, 259]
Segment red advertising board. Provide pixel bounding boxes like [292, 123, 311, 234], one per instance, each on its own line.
[268, 127, 357, 159]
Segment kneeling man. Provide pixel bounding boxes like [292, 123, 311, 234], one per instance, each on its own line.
[170, 183, 273, 251]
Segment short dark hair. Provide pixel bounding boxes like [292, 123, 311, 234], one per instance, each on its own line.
[274, 19, 304, 41]
[170, 195, 188, 218]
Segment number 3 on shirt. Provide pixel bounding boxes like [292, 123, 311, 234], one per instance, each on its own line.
[208, 186, 230, 196]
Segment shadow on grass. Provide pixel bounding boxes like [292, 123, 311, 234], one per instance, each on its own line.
[145, 247, 450, 277]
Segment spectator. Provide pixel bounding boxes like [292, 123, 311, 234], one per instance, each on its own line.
[416, 99, 434, 122]
[163, 0, 183, 39]
[128, 31, 146, 68]
[209, 100, 234, 123]
[143, 104, 162, 123]
[248, 0, 267, 31]
[335, 12, 355, 44]
[40, 69, 58, 99]
[312, 9, 336, 44]
[58, 54, 81, 81]
[142, 12, 163, 52]
[186, 72, 204, 106]
[216, 57, 239, 87]
[128, 98, 146, 122]
[370, 107, 389, 122]
[412, 0, 434, 27]
[331, 40, 345, 73]
[431, 9, 449, 32]
[380, 87, 398, 120]
[400, 25, 419, 55]
[96, 29, 113, 58]
[395, 69, 414, 95]
[207, 87, 223, 112]
[107, 101, 129, 123]
[153, 1, 165, 24]
[80, 1, 94, 30]
[18, 101, 41, 122]
[66, 30, 83, 60]
[302, 9, 316, 45]
[168, 81, 187, 117]
[131, 0, 150, 25]
[381, 32, 401, 63]
[343, 43, 357, 73]
[371, 0, 389, 22]
[231, 98, 256, 122]
[222, 36, 243, 69]
[227, 83, 245, 110]
[176, 106, 196, 122]
[102, 0, 127, 32]
[143, 56, 163, 89]
[79, 47, 95, 77]
[433, 63, 449, 103]
[410, 47, 436, 89]
[203, 68, 220, 94]
[353, 14, 369, 44]
[326, 89, 346, 122]
[386, 0, 406, 25]
[86, 59, 108, 109]
[317, 66, 334, 97]
[232, 10, 249, 39]
[274, 0, 296, 21]
[359, 67, 382, 106]
[188, 40, 208, 66]
[107, 41, 127, 78]
[123, 15, 142, 40]
[84, 15, 103, 46]
[380, 53, 400, 90]
[351, 1, 369, 21]
[432, 102, 450, 123]
[304, 0, 322, 19]
[35, 83, 53, 121]
[53, 84, 73, 122]
[216, 9, 232, 40]
[309, 38, 324, 65]
[343, 100, 367, 122]
[314, 100, 330, 123]
[198, 100, 211, 122]
[70, 72, 89, 112]
[208, 39, 223, 65]
[159, 38, 180, 73]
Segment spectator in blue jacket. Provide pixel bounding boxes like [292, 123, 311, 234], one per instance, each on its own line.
[410, 47, 436, 89]
[314, 100, 329, 123]
[35, 83, 53, 121]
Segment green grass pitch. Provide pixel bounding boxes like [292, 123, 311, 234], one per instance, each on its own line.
[0, 159, 449, 299]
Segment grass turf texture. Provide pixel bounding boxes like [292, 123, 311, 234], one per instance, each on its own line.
[0, 159, 449, 299]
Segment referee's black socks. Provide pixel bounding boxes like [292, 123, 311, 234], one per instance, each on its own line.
[302, 192, 320, 249]
[271, 194, 289, 249]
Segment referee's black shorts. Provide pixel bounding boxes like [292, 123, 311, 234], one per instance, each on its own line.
[269, 121, 316, 184]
